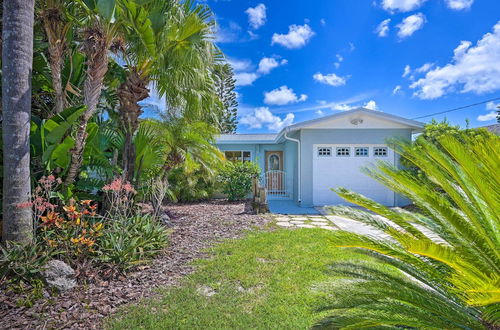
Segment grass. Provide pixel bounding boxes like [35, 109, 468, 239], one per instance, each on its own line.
[106, 228, 365, 330]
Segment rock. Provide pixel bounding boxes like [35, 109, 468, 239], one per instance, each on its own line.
[160, 213, 172, 227]
[196, 285, 216, 297]
[41, 260, 77, 292]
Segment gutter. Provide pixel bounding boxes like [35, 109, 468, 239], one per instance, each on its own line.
[284, 128, 301, 203]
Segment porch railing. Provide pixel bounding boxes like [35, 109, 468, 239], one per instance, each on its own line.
[264, 170, 287, 197]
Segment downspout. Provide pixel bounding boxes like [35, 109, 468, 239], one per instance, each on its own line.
[284, 128, 301, 203]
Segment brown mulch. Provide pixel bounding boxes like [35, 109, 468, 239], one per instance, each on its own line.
[0, 200, 271, 330]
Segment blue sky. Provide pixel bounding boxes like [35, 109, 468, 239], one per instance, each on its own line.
[197, 0, 500, 133]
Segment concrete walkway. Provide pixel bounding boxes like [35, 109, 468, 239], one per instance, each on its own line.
[273, 214, 337, 230]
[273, 213, 388, 238]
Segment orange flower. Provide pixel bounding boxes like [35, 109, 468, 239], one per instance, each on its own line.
[40, 212, 63, 228]
[93, 223, 103, 231]
[80, 200, 93, 206]
[63, 205, 77, 213]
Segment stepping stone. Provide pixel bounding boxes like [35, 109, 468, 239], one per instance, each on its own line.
[275, 217, 291, 222]
[290, 217, 308, 221]
[320, 226, 337, 231]
[296, 224, 315, 228]
[276, 222, 294, 227]
[309, 218, 328, 222]
[310, 221, 328, 226]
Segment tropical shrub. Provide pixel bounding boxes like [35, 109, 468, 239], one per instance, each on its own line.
[97, 215, 169, 270]
[219, 161, 261, 201]
[320, 132, 500, 328]
[0, 241, 54, 284]
[102, 177, 138, 219]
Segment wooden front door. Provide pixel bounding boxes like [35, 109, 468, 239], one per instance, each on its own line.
[265, 151, 284, 194]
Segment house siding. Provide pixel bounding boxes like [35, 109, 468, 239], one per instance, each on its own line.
[299, 128, 412, 207]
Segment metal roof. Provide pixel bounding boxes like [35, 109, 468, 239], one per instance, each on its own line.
[216, 134, 277, 144]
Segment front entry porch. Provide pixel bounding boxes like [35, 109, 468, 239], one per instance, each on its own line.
[268, 200, 319, 215]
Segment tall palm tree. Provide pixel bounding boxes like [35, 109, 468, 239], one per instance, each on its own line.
[320, 131, 500, 328]
[65, 0, 120, 185]
[2, 0, 35, 243]
[40, 0, 72, 115]
[116, 0, 221, 182]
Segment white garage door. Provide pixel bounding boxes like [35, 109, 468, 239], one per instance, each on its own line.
[312, 144, 395, 206]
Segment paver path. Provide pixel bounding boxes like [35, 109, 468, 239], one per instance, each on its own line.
[274, 214, 338, 230]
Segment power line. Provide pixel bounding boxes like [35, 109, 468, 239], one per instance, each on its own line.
[411, 96, 500, 120]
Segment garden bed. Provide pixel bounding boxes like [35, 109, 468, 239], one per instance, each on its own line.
[0, 200, 270, 329]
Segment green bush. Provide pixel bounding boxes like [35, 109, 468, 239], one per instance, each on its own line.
[219, 161, 261, 201]
[0, 241, 55, 284]
[97, 215, 169, 270]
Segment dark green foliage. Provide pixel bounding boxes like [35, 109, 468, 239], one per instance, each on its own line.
[219, 161, 261, 201]
[168, 164, 221, 202]
[321, 132, 500, 328]
[97, 215, 169, 270]
[213, 63, 238, 134]
[0, 241, 55, 284]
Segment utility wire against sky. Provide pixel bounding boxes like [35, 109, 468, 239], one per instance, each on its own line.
[412, 96, 500, 120]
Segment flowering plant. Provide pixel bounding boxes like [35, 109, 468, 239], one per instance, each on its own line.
[17, 175, 103, 259]
[102, 177, 137, 219]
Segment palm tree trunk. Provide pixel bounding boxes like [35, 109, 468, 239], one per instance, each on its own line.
[64, 23, 110, 186]
[2, 0, 35, 243]
[117, 68, 149, 183]
[41, 2, 69, 115]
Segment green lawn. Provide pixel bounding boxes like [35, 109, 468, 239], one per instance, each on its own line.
[106, 228, 364, 329]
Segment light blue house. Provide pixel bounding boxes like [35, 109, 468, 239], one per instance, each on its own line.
[216, 108, 423, 209]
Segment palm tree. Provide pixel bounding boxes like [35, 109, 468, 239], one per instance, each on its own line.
[116, 0, 221, 182]
[320, 131, 500, 328]
[2, 0, 35, 243]
[65, 0, 120, 185]
[40, 0, 72, 115]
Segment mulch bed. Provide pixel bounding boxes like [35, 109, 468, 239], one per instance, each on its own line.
[0, 200, 271, 330]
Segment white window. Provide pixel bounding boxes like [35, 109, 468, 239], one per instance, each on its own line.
[318, 147, 332, 157]
[224, 151, 251, 162]
[374, 147, 388, 157]
[355, 147, 369, 157]
[336, 147, 351, 156]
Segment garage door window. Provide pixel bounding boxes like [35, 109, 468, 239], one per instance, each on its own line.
[355, 147, 369, 157]
[374, 147, 388, 157]
[318, 147, 332, 157]
[336, 147, 351, 156]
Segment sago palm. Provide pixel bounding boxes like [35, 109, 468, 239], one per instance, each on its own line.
[319, 131, 500, 328]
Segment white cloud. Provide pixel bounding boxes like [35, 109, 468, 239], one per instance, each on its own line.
[330, 100, 378, 111]
[478, 101, 499, 121]
[403, 65, 411, 77]
[240, 107, 294, 131]
[227, 57, 252, 72]
[334, 54, 344, 68]
[316, 110, 325, 116]
[234, 72, 259, 86]
[411, 21, 500, 99]
[375, 19, 391, 37]
[415, 62, 434, 73]
[313, 72, 348, 87]
[215, 22, 242, 43]
[381, 0, 428, 12]
[445, 0, 474, 10]
[397, 13, 426, 39]
[477, 112, 497, 122]
[245, 4, 267, 30]
[392, 85, 403, 95]
[271, 24, 315, 49]
[264, 86, 307, 106]
[332, 103, 355, 111]
[364, 100, 378, 110]
[320, 18, 326, 26]
[257, 57, 287, 74]
[486, 101, 500, 110]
